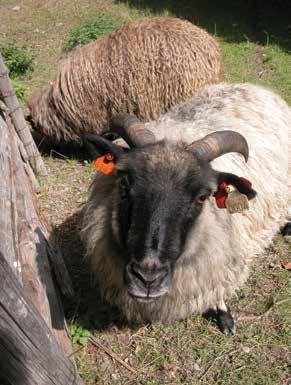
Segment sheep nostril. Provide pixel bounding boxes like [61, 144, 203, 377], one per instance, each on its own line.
[130, 263, 166, 284]
[131, 264, 147, 284]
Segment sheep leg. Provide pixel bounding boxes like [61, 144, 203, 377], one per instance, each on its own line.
[216, 301, 236, 336]
[281, 222, 291, 242]
[282, 201, 291, 241]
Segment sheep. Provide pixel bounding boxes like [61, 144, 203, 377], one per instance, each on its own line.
[81, 83, 290, 335]
[27, 17, 220, 143]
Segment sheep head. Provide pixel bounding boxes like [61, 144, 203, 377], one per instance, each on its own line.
[83, 115, 256, 303]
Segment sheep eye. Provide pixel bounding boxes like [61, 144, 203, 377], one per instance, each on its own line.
[195, 194, 207, 205]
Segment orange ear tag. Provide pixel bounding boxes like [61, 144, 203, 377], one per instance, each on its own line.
[92, 153, 116, 175]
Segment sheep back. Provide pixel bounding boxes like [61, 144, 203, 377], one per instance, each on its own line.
[28, 17, 220, 142]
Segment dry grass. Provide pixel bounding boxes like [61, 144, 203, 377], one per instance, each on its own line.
[1, 1, 290, 384]
[0, 0, 134, 95]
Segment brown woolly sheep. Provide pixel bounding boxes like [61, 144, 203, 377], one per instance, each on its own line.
[28, 17, 220, 142]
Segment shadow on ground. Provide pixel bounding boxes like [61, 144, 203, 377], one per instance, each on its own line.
[32, 131, 119, 162]
[32, 131, 88, 161]
[51, 210, 125, 331]
[116, 0, 291, 51]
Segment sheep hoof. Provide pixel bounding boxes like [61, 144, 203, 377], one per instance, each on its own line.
[281, 222, 291, 242]
[217, 307, 236, 336]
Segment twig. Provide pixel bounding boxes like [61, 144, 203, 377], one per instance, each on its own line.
[37, 135, 45, 150]
[67, 345, 85, 359]
[233, 365, 246, 373]
[238, 296, 290, 322]
[198, 354, 222, 380]
[198, 349, 238, 379]
[49, 149, 69, 159]
[275, 298, 289, 306]
[70, 291, 81, 323]
[237, 313, 261, 322]
[89, 336, 136, 374]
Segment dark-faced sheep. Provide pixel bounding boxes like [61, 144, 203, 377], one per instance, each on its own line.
[81, 83, 290, 334]
[28, 17, 220, 142]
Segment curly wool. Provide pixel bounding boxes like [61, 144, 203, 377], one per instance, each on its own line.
[81, 83, 290, 323]
[28, 17, 220, 142]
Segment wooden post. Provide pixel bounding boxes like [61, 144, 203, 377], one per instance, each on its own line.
[0, 251, 85, 385]
[0, 52, 47, 177]
[0, 106, 73, 354]
[0, 53, 80, 381]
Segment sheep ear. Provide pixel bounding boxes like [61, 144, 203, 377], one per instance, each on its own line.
[82, 134, 124, 161]
[216, 172, 257, 200]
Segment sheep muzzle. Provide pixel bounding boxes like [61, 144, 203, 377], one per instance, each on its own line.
[125, 259, 172, 302]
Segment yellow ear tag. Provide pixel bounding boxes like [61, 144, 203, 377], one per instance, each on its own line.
[92, 153, 116, 175]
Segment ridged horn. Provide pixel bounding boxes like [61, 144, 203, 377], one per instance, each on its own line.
[187, 130, 249, 162]
[111, 113, 156, 147]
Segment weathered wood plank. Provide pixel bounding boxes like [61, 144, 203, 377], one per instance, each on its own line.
[0, 52, 47, 177]
[0, 252, 84, 385]
[0, 57, 76, 367]
[0, 110, 20, 277]
[0, 106, 73, 354]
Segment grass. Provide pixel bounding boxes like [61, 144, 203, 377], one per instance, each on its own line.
[1, 45, 33, 78]
[220, 40, 291, 103]
[38, 157, 290, 385]
[11, 79, 27, 105]
[69, 323, 92, 346]
[0, 1, 290, 384]
[0, 44, 33, 104]
[63, 13, 126, 51]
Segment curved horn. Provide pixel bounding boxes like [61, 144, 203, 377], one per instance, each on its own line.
[187, 130, 249, 162]
[111, 113, 156, 147]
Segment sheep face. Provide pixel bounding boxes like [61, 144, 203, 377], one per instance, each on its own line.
[84, 131, 256, 306]
[114, 144, 217, 302]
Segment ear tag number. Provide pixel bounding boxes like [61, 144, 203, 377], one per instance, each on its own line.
[92, 153, 116, 175]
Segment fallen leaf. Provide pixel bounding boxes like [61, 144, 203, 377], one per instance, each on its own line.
[281, 260, 291, 270]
